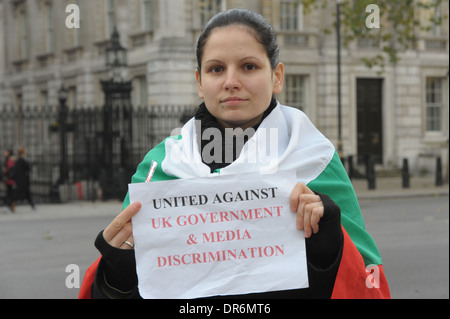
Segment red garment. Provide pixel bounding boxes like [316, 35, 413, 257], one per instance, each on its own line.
[78, 257, 101, 299]
[331, 227, 390, 299]
[4, 158, 15, 186]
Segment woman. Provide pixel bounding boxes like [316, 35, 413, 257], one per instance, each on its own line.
[3, 149, 16, 213]
[80, 9, 389, 299]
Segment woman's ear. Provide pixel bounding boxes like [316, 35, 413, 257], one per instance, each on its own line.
[272, 62, 284, 95]
[195, 69, 204, 99]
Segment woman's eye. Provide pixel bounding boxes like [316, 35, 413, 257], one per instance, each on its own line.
[244, 64, 257, 71]
[209, 66, 223, 73]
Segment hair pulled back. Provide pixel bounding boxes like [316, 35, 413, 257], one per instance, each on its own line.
[196, 8, 279, 73]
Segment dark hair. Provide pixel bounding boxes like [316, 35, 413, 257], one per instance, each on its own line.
[196, 8, 279, 73]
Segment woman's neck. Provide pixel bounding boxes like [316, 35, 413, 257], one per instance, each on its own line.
[195, 97, 277, 173]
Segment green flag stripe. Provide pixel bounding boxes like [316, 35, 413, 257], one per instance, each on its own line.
[122, 137, 180, 210]
[307, 151, 383, 266]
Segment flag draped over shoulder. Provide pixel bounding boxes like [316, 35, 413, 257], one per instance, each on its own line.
[79, 102, 390, 299]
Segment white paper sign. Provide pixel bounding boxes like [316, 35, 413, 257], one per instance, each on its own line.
[129, 169, 308, 299]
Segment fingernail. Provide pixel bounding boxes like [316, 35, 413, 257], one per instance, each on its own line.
[304, 228, 311, 237]
[133, 202, 141, 208]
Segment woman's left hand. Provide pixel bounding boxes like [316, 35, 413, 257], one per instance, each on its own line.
[289, 183, 324, 238]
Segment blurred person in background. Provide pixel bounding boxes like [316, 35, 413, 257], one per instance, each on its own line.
[12, 147, 35, 211]
[3, 149, 16, 213]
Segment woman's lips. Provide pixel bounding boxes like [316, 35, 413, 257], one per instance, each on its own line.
[221, 97, 247, 106]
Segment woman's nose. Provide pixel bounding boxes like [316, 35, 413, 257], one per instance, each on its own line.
[223, 69, 241, 91]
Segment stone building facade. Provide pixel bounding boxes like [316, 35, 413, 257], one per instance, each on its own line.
[0, 0, 448, 176]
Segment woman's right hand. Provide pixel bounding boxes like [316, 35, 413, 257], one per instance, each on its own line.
[102, 201, 141, 250]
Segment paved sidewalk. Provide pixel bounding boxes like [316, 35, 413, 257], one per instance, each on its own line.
[352, 176, 449, 200]
[0, 200, 122, 220]
[1, 176, 448, 219]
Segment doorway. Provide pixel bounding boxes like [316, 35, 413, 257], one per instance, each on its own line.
[356, 78, 383, 164]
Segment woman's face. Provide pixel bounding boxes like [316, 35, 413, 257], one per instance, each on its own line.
[196, 25, 284, 130]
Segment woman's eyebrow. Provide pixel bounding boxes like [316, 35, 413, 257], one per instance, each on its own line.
[204, 56, 264, 65]
[240, 56, 264, 63]
[204, 59, 222, 64]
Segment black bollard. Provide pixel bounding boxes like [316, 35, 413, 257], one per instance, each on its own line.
[402, 158, 410, 188]
[436, 156, 443, 186]
[367, 156, 376, 190]
[348, 155, 354, 180]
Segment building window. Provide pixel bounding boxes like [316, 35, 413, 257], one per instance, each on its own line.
[45, 2, 54, 53]
[20, 11, 29, 59]
[40, 90, 49, 107]
[199, 0, 225, 27]
[133, 76, 148, 106]
[68, 86, 77, 109]
[284, 75, 306, 112]
[431, 4, 442, 37]
[142, 0, 153, 31]
[15, 93, 23, 111]
[425, 77, 444, 132]
[280, 0, 303, 31]
[420, 0, 443, 37]
[107, 0, 116, 36]
[75, 0, 83, 47]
